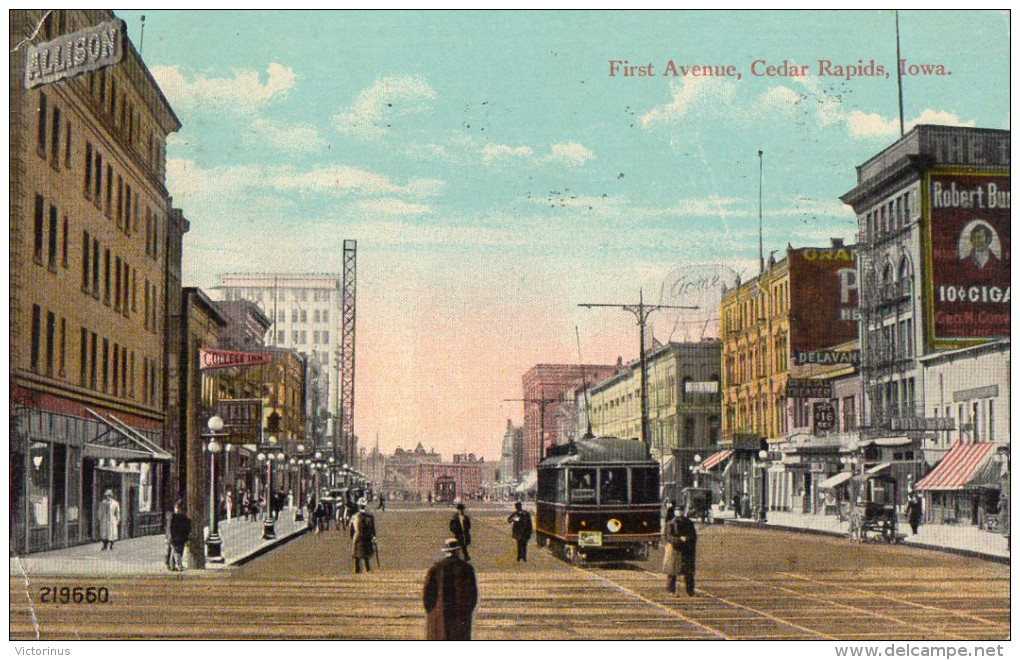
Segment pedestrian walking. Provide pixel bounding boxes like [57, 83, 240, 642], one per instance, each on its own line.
[450, 500, 472, 561]
[906, 493, 923, 535]
[314, 498, 328, 533]
[671, 507, 698, 596]
[740, 492, 750, 519]
[98, 489, 121, 550]
[378, 494, 386, 511]
[732, 493, 741, 519]
[166, 500, 192, 572]
[225, 490, 234, 521]
[423, 538, 478, 640]
[507, 501, 533, 562]
[349, 499, 377, 573]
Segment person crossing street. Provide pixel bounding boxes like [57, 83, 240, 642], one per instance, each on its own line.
[450, 500, 472, 561]
[349, 498, 377, 573]
[507, 501, 533, 562]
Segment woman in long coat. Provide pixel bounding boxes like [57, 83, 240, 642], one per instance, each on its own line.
[98, 489, 121, 550]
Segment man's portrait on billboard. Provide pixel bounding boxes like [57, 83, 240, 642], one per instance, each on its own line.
[957, 219, 1002, 270]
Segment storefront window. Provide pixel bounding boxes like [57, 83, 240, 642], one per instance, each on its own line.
[139, 463, 152, 512]
[29, 442, 51, 528]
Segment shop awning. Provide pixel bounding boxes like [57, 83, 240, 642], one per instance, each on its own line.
[867, 462, 892, 475]
[515, 470, 537, 494]
[915, 441, 998, 491]
[85, 408, 172, 462]
[818, 472, 853, 490]
[700, 450, 733, 471]
[874, 437, 912, 447]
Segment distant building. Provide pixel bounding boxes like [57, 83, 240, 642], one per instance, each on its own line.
[383, 442, 441, 499]
[497, 419, 524, 488]
[521, 363, 618, 474]
[214, 272, 342, 445]
[414, 454, 489, 502]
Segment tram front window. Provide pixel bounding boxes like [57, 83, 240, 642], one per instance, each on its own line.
[569, 468, 596, 504]
[631, 467, 659, 504]
[600, 467, 628, 505]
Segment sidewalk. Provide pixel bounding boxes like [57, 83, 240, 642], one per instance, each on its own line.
[9, 509, 309, 577]
[716, 508, 1010, 563]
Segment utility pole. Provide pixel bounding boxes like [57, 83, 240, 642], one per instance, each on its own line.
[505, 398, 559, 463]
[579, 291, 698, 450]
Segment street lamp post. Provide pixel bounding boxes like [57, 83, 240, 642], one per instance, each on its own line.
[692, 454, 702, 489]
[261, 435, 278, 540]
[205, 415, 225, 563]
[758, 449, 769, 523]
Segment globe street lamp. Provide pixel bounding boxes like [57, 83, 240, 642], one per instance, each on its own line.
[758, 449, 769, 523]
[262, 435, 278, 540]
[693, 454, 702, 489]
[205, 415, 225, 563]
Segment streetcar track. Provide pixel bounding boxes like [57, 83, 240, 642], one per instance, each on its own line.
[780, 572, 1004, 628]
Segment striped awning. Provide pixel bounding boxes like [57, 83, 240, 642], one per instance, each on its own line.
[915, 441, 997, 491]
[700, 450, 733, 471]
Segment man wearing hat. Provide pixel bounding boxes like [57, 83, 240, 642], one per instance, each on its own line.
[423, 538, 478, 640]
[507, 501, 533, 562]
[349, 498, 377, 573]
[98, 489, 121, 551]
[449, 500, 472, 561]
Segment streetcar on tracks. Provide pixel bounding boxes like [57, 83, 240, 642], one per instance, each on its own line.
[535, 436, 661, 564]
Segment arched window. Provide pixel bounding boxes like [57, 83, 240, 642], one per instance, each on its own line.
[898, 256, 912, 282]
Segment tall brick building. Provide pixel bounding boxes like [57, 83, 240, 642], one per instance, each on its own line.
[521, 363, 617, 474]
[10, 10, 181, 553]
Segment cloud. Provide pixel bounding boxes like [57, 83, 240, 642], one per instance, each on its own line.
[246, 117, 326, 152]
[481, 141, 594, 167]
[639, 77, 737, 127]
[333, 75, 438, 138]
[845, 108, 976, 139]
[356, 199, 432, 216]
[481, 144, 533, 162]
[167, 158, 444, 206]
[543, 142, 595, 166]
[151, 63, 296, 114]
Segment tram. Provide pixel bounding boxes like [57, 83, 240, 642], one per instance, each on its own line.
[535, 436, 661, 564]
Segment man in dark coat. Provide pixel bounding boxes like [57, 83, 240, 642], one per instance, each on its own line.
[507, 501, 533, 562]
[349, 499, 376, 573]
[423, 538, 478, 640]
[450, 501, 472, 561]
[906, 493, 923, 535]
[166, 501, 192, 572]
[670, 507, 698, 596]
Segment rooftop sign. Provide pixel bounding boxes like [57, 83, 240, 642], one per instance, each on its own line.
[24, 19, 124, 89]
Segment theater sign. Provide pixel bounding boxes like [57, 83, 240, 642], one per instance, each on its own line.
[24, 19, 124, 88]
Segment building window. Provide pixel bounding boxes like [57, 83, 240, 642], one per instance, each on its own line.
[37, 91, 47, 158]
[842, 396, 856, 431]
[314, 310, 320, 323]
[84, 143, 93, 198]
[112, 344, 119, 396]
[278, 331, 285, 344]
[30, 305, 42, 372]
[79, 327, 88, 386]
[129, 352, 135, 398]
[322, 331, 329, 344]
[291, 309, 298, 323]
[988, 400, 994, 443]
[33, 194, 45, 264]
[93, 151, 102, 205]
[323, 309, 329, 323]
[103, 249, 111, 305]
[102, 338, 109, 392]
[131, 269, 137, 311]
[114, 256, 121, 311]
[116, 176, 123, 227]
[61, 215, 68, 268]
[313, 331, 319, 344]
[105, 164, 113, 216]
[292, 331, 298, 343]
[121, 348, 127, 396]
[44, 312, 56, 377]
[300, 331, 307, 344]
[50, 105, 61, 168]
[47, 204, 58, 269]
[64, 121, 71, 168]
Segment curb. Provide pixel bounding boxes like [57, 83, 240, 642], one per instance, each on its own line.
[228, 525, 311, 567]
[722, 518, 1010, 565]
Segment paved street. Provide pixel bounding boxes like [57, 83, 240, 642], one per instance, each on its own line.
[9, 504, 1009, 640]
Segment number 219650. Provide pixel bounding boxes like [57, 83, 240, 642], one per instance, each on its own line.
[39, 586, 110, 604]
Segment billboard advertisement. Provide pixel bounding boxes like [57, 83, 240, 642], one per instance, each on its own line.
[788, 246, 859, 365]
[925, 172, 1010, 342]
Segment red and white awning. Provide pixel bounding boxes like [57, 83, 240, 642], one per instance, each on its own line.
[700, 450, 733, 471]
[915, 441, 997, 491]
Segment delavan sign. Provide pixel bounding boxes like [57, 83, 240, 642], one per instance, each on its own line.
[24, 19, 124, 89]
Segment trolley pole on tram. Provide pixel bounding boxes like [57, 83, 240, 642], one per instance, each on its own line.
[579, 293, 697, 450]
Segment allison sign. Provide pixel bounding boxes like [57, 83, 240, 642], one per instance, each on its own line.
[24, 19, 124, 89]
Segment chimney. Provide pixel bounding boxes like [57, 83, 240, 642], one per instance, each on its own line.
[507, 418, 512, 429]
[831, 237, 845, 248]
[616, 356, 624, 369]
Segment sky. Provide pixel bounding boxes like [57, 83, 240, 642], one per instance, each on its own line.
[113, 9, 1010, 460]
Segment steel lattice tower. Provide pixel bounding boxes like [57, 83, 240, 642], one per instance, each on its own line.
[337, 240, 358, 466]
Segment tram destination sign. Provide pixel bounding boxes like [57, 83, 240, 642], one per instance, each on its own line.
[24, 19, 124, 89]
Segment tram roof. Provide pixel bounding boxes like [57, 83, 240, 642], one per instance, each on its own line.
[539, 436, 654, 467]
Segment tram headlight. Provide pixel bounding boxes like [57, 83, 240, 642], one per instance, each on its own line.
[606, 519, 622, 533]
